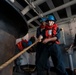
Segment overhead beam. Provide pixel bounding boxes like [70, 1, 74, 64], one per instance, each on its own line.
[36, 6, 43, 13]
[56, 15, 76, 24]
[63, 0, 72, 17]
[14, 0, 23, 10]
[26, 12, 40, 25]
[21, 0, 47, 15]
[46, 0, 60, 20]
[14, 0, 40, 27]
[29, 23, 36, 28]
[27, 0, 76, 23]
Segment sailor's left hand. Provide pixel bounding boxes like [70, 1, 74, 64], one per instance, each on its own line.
[42, 38, 49, 44]
[38, 35, 43, 42]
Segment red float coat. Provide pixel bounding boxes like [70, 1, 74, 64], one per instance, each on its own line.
[45, 23, 60, 44]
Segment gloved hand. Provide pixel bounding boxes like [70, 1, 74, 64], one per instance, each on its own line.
[38, 35, 43, 42]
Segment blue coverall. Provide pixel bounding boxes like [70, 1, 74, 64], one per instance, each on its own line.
[36, 28, 68, 75]
[36, 27, 50, 70]
[14, 45, 22, 72]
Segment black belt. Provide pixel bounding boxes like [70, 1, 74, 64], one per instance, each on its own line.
[46, 42, 55, 45]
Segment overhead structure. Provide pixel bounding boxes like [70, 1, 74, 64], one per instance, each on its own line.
[46, 0, 60, 20]
[10, 0, 76, 28]
[13, 0, 40, 28]
[27, 0, 76, 23]
[21, 0, 47, 15]
[0, 0, 28, 75]
[63, 0, 72, 17]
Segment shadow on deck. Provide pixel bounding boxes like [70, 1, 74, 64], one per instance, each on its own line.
[13, 65, 76, 75]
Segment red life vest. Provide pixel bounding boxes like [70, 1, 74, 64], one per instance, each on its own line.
[40, 24, 45, 29]
[17, 41, 24, 51]
[22, 39, 28, 44]
[45, 24, 60, 44]
[40, 24, 46, 32]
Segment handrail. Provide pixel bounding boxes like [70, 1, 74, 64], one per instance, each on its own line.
[0, 40, 39, 70]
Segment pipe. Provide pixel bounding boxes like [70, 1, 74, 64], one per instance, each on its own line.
[21, 0, 46, 15]
[27, 0, 76, 23]
[66, 45, 74, 71]
[62, 28, 66, 45]
[68, 54, 74, 71]
[56, 15, 76, 23]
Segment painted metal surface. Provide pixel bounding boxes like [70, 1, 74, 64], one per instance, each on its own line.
[0, 0, 28, 75]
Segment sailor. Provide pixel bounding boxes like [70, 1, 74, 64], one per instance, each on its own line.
[36, 15, 68, 75]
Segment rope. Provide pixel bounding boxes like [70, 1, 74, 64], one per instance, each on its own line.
[0, 40, 39, 70]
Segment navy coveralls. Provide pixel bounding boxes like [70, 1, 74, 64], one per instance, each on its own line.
[36, 28, 68, 75]
[36, 27, 50, 69]
[14, 45, 22, 72]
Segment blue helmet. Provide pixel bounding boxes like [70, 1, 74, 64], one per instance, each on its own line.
[40, 17, 47, 22]
[27, 41, 32, 46]
[47, 15, 55, 21]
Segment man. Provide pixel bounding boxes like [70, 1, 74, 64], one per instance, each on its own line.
[36, 17, 47, 38]
[36, 15, 68, 75]
[36, 17, 47, 63]
[36, 17, 51, 73]
[14, 38, 23, 72]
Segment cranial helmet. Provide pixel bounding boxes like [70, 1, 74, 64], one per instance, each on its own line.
[40, 17, 47, 22]
[47, 15, 55, 21]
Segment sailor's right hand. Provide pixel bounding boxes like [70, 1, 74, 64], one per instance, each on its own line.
[38, 35, 43, 42]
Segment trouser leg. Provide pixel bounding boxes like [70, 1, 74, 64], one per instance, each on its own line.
[35, 43, 44, 65]
[36, 43, 50, 67]
[36, 47, 49, 75]
[14, 57, 21, 72]
[49, 44, 68, 75]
